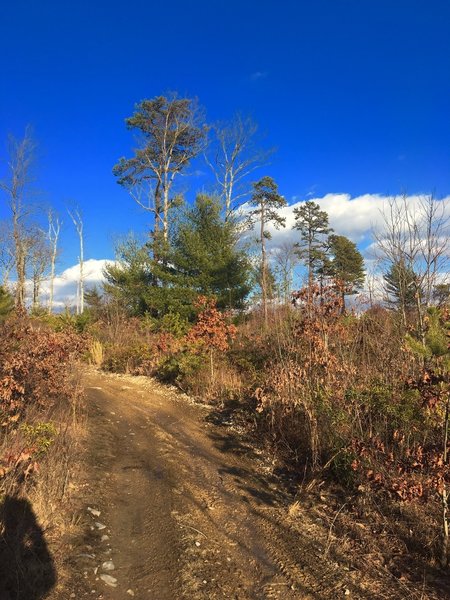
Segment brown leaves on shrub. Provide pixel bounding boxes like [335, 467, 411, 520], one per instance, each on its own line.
[0, 316, 84, 421]
[187, 296, 237, 353]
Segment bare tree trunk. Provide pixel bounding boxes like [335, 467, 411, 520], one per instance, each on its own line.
[68, 208, 84, 314]
[205, 114, 274, 220]
[15, 236, 26, 308]
[163, 180, 169, 243]
[48, 211, 61, 314]
[0, 129, 37, 308]
[260, 204, 268, 326]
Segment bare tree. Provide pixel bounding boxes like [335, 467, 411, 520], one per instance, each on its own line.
[375, 194, 450, 335]
[205, 113, 274, 220]
[0, 128, 36, 307]
[28, 227, 51, 311]
[47, 210, 62, 313]
[68, 207, 84, 314]
[113, 95, 207, 247]
[0, 221, 16, 286]
[417, 195, 450, 307]
[273, 241, 299, 304]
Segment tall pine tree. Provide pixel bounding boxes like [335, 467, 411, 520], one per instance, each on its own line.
[247, 176, 286, 325]
[293, 201, 332, 299]
[328, 234, 365, 311]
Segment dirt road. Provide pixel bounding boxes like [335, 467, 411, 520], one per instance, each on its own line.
[60, 369, 425, 600]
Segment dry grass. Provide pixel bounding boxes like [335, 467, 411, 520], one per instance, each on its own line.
[88, 339, 104, 367]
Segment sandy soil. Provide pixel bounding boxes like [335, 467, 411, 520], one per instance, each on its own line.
[54, 369, 446, 600]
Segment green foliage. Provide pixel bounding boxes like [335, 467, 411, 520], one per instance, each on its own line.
[425, 308, 449, 358]
[292, 201, 332, 278]
[406, 307, 450, 366]
[328, 234, 365, 294]
[155, 194, 251, 312]
[347, 383, 423, 430]
[84, 286, 104, 320]
[104, 196, 251, 319]
[20, 421, 58, 456]
[103, 237, 155, 316]
[383, 260, 421, 310]
[0, 286, 13, 322]
[156, 350, 204, 386]
[157, 311, 189, 338]
[247, 176, 286, 238]
[113, 96, 206, 189]
[434, 283, 450, 307]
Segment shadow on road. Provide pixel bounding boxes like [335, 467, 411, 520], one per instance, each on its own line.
[0, 495, 56, 600]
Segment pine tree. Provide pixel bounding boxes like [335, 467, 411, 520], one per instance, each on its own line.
[113, 95, 206, 245]
[104, 196, 251, 319]
[383, 260, 422, 323]
[328, 234, 365, 311]
[247, 176, 286, 325]
[293, 201, 332, 302]
[155, 194, 251, 314]
[103, 237, 155, 316]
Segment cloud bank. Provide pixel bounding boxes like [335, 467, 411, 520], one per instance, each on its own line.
[35, 258, 112, 310]
[269, 192, 450, 249]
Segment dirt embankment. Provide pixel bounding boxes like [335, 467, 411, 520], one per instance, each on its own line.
[54, 370, 445, 600]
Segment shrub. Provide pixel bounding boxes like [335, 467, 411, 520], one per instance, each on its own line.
[156, 350, 204, 388]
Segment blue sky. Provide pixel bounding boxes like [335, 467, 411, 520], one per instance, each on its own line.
[1, 0, 449, 271]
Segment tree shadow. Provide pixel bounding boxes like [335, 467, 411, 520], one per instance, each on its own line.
[0, 495, 56, 600]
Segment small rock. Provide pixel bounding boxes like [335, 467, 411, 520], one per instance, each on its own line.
[344, 589, 351, 596]
[87, 507, 101, 517]
[195, 541, 201, 547]
[102, 560, 115, 571]
[95, 522, 106, 530]
[203, 580, 207, 584]
[101, 534, 109, 542]
[70, 594, 76, 598]
[94, 567, 98, 575]
[127, 591, 135, 597]
[100, 574, 117, 587]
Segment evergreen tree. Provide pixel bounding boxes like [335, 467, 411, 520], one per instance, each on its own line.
[293, 201, 332, 297]
[104, 196, 251, 319]
[247, 176, 286, 324]
[328, 234, 365, 310]
[0, 286, 14, 322]
[84, 285, 104, 321]
[383, 260, 422, 320]
[154, 194, 251, 314]
[103, 237, 155, 316]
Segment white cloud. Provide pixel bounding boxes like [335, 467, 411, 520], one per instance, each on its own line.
[34, 258, 113, 310]
[265, 192, 450, 249]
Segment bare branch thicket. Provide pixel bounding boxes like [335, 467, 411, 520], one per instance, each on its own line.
[273, 241, 299, 304]
[205, 113, 275, 220]
[0, 221, 16, 286]
[0, 127, 37, 307]
[67, 206, 84, 314]
[28, 226, 51, 310]
[375, 194, 450, 331]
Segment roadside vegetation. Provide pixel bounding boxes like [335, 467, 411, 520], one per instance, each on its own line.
[1, 93, 449, 595]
